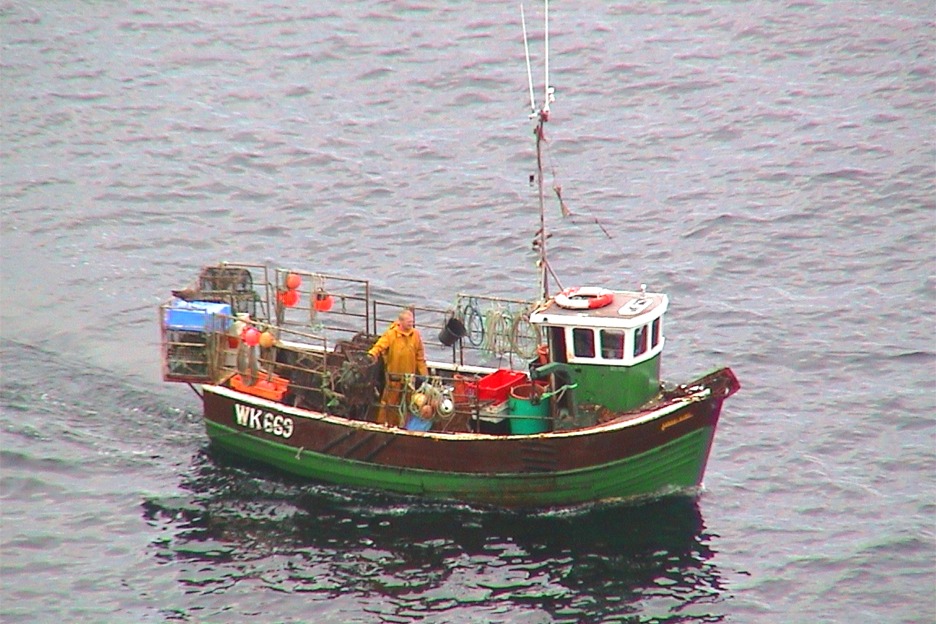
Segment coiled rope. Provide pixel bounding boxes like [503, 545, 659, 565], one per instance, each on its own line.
[455, 299, 542, 360]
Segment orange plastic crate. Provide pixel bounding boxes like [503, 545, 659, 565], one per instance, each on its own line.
[230, 373, 289, 401]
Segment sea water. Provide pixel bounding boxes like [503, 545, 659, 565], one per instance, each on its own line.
[2, 1, 933, 622]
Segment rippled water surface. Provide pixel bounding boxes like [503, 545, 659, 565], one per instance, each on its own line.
[2, 1, 933, 622]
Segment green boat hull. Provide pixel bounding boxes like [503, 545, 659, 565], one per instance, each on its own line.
[199, 367, 738, 507]
[205, 419, 716, 507]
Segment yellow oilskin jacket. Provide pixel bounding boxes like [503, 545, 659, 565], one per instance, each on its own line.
[368, 322, 428, 378]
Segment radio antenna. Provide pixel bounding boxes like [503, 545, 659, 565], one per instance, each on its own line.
[521, 4, 536, 116]
[543, 0, 550, 114]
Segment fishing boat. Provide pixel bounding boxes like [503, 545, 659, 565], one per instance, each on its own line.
[158, 3, 739, 507]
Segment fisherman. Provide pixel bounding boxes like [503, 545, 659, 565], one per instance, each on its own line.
[368, 308, 429, 426]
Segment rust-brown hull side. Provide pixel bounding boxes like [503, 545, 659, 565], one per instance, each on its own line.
[207, 393, 718, 473]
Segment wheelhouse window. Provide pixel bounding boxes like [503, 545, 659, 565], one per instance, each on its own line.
[572, 328, 595, 358]
[651, 317, 661, 348]
[600, 329, 625, 359]
[633, 324, 648, 357]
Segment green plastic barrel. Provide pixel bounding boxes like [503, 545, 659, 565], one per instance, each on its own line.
[508, 384, 549, 434]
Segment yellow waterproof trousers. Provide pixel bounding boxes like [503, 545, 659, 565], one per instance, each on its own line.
[376, 380, 405, 427]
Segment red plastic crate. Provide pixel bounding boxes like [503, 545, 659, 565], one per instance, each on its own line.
[477, 369, 526, 404]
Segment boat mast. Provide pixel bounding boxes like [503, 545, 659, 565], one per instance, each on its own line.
[536, 110, 548, 300]
[522, 0, 554, 301]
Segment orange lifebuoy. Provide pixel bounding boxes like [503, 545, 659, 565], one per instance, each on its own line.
[554, 287, 614, 310]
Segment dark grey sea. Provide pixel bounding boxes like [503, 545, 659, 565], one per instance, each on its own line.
[2, 1, 933, 622]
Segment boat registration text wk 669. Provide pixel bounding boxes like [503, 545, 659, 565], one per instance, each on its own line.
[233, 404, 294, 439]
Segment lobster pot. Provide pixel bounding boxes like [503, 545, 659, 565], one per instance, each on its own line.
[162, 300, 231, 383]
[508, 384, 550, 435]
[163, 330, 211, 381]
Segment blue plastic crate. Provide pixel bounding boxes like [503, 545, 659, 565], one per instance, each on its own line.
[164, 300, 232, 332]
[404, 415, 433, 432]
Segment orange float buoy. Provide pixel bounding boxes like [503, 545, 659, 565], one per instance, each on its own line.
[285, 273, 302, 290]
[283, 289, 300, 307]
[258, 331, 275, 349]
[314, 292, 333, 311]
